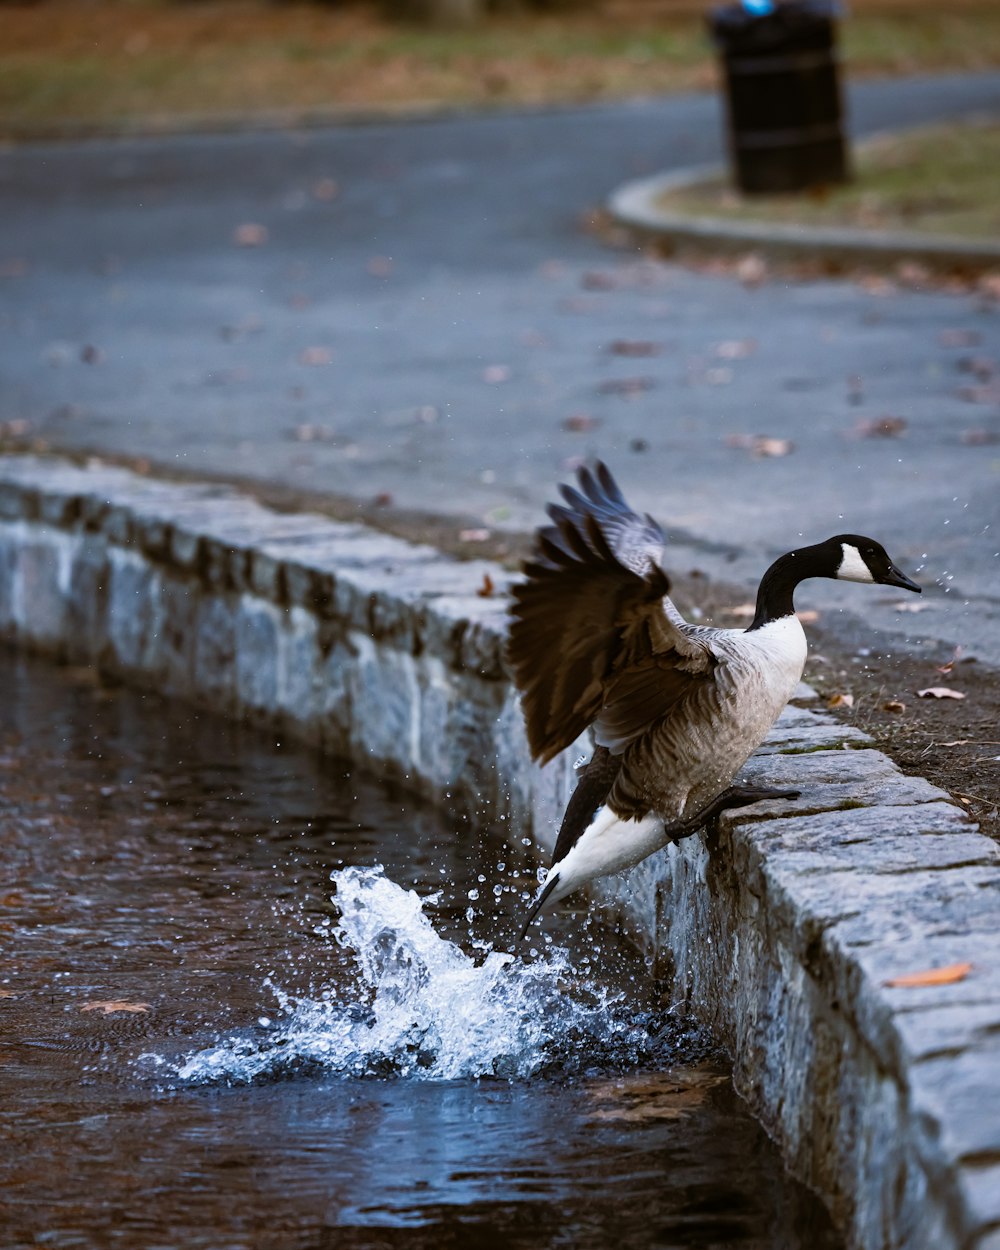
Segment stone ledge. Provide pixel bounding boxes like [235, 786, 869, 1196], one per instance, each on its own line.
[0, 454, 996, 1250]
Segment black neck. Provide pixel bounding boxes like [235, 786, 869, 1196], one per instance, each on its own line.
[748, 546, 821, 631]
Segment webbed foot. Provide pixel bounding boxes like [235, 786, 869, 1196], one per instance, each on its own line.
[663, 785, 801, 844]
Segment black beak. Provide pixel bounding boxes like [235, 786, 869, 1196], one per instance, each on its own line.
[516, 872, 560, 943]
[881, 564, 921, 594]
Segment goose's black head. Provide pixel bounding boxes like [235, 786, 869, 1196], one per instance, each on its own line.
[750, 533, 921, 629]
[825, 534, 922, 593]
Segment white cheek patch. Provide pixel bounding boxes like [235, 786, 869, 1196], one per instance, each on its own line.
[837, 543, 875, 583]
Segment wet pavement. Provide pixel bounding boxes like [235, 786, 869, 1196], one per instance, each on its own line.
[2, 72, 1000, 665]
[0, 650, 842, 1250]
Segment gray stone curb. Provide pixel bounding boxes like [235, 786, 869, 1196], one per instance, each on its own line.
[0, 453, 997, 1250]
[609, 165, 1000, 273]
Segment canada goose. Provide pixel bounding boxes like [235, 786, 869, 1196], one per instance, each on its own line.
[509, 461, 921, 939]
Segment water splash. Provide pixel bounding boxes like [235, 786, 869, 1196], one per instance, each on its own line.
[172, 866, 694, 1085]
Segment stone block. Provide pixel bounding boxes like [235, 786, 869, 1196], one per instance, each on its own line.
[155, 576, 197, 697]
[105, 547, 162, 674]
[13, 528, 71, 647]
[65, 532, 110, 662]
[234, 595, 281, 715]
[192, 594, 237, 710]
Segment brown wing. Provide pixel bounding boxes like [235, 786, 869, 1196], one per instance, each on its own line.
[507, 462, 715, 765]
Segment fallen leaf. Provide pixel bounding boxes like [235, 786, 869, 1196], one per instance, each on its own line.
[482, 364, 510, 384]
[372, 492, 393, 507]
[233, 223, 268, 247]
[736, 253, 767, 287]
[80, 1000, 151, 1014]
[714, 338, 756, 359]
[960, 428, 1000, 446]
[917, 687, 966, 700]
[896, 260, 930, 287]
[957, 355, 996, 381]
[562, 413, 600, 432]
[939, 328, 981, 348]
[978, 273, 1000, 300]
[957, 383, 1000, 405]
[459, 528, 491, 543]
[726, 434, 794, 458]
[597, 377, 654, 396]
[291, 423, 336, 442]
[298, 346, 333, 366]
[855, 415, 907, 439]
[884, 962, 972, 988]
[0, 988, 17, 998]
[857, 274, 895, 297]
[936, 647, 962, 675]
[827, 692, 854, 709]
[477, 572, 495, 598]
[582, 270, 618, 291]
[882, 700, 906, 713]
[609, 339, 661, 357]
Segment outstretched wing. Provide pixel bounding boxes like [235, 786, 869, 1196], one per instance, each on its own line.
[507, 461, 716, 766]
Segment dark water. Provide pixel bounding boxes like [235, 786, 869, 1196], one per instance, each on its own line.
[0, 651, 841, 1250]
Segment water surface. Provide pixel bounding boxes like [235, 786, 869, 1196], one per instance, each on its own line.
[0, 651, 840, 1249]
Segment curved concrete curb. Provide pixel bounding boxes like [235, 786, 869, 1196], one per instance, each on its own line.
[609, 165, 1000, 272]
[1, 454, 998, 1250]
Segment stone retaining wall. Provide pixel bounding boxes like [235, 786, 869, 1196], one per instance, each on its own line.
[1, 455, 998, 1250]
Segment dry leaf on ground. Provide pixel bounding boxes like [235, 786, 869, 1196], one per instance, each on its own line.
[80, 1000, 151, 1014]
[883, 962, 972, 988]
[298, 346, 333, 366]
[598, 377, 654, 396]
[477, 572, 495, 598]
[714, 338, 756, 359]
[726, 434, 794, 458]
[233, 223, 268, 247]
[562, 413, 600, 432]
[609, 339, 661, 357]
[939, 328, 981, 348]
[917, 687, 966, 700]
[827, 692, 854, 709]
[855, 415, 907, 438]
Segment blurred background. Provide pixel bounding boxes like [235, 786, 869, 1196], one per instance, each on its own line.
[3, 0, 999, 134]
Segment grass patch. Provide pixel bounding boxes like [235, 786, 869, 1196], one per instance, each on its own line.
[2, 0, 1000, 134]
[657, 121, 1000, 241]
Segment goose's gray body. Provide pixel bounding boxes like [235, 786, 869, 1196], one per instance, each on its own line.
[508, 461, 922, 934]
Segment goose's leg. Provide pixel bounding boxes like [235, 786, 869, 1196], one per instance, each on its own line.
[662, 785, 800, 845]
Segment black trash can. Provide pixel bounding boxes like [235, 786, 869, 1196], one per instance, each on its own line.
[708, 0, 849, 195]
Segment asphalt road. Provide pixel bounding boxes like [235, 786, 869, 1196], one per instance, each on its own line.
[2, 71, 1000, 664]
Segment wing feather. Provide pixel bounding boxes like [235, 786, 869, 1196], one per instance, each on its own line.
[507, 462, 715, 765]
